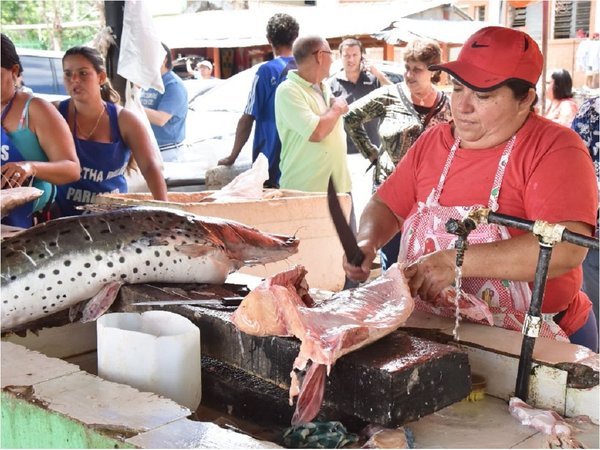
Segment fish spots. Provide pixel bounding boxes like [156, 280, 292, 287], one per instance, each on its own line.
[10, 275, 16, 281]
[64, 260, 71, 267]
[154, 251, 160, 257]
[107, 262, 114, 268]
[39, 274, 45, 279]
[91, 273, 97, 278]
[119, 257, 125, 263]
[53, 269, 60, 275]
[95, 255, 102, 261]
[135, 248, 142, 254]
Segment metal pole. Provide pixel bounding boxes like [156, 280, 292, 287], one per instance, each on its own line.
[104, 1, 126, 104]
[469, 209, 599, 250]
[514, 243, 553, 400]
[540, 0, 549, 116]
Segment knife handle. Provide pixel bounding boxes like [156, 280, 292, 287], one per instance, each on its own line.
[350, 250, 365, 267]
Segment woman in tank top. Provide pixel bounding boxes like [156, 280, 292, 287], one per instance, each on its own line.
[1, 33, 80, 228]
[54, 46, 167, 217]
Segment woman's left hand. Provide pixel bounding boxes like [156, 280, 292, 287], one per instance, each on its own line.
[404, 249, 457, 301]
[1, 162, 36, 189]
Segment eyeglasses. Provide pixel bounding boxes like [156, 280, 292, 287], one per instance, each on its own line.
[312, 49, 332, 55]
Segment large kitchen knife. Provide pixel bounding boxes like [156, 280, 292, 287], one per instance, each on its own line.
[327, 176, 365, 267]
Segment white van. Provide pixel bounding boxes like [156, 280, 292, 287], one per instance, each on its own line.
[17, 48, 68, 102]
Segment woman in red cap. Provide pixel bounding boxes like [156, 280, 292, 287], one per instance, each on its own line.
[343, 26, 598, 351]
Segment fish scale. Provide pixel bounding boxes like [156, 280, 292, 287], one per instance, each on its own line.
[1, 207, 299, 332]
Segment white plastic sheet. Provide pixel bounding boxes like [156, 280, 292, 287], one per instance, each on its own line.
[118, 0, 165, 92]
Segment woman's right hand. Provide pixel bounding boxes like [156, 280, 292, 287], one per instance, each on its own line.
[342, 240, 378, 282]
[1, 162, 36, 189]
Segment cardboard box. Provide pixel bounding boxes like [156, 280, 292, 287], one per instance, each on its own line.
[95, 191, 351, 291]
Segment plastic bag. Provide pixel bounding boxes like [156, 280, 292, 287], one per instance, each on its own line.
[203, 154, 269, 203]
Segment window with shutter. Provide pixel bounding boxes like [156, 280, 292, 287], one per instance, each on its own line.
[574, 1, 591, 37]
[511, 6, 527, 28]
[554, 1, 573, 39]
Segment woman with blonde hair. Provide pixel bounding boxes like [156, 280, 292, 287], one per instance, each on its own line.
[1, 33, 80, 227]
[54, 46, 167, 216]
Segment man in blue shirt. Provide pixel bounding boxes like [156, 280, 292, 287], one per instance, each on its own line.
[218, 13, 299, 188]
[141, 43, 188, 162]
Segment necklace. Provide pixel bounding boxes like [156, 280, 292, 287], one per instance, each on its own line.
[411, 88, 436, 107]
[74, 103, 105, 139]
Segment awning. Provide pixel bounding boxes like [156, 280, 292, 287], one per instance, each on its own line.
[373, 18, 492, 45]
[153, 1, 472, 49]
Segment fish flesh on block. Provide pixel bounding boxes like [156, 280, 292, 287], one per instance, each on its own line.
[1, 207, 298, 333]
[232, 263, 414, 424]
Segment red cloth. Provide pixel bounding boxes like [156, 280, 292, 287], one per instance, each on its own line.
[379, 113, 597, 335]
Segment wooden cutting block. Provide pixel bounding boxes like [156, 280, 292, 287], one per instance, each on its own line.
[117, 284, 472, 427]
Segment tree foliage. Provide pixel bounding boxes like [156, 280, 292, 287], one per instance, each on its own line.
[1, 0, 104, 50]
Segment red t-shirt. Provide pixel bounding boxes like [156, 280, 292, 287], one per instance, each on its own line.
[379, 113, 598, 335]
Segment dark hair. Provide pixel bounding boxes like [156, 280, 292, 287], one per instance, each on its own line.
[338, 38, 364, 57]
[1, 33, 22, 75]
[161, 42, 173, 70]
[550, 69, 573, 100]
[63, 46, 120, 104]
[267, 13, 299, 48]
[404, 38, 442, 84]
[505, 79, 538, 111]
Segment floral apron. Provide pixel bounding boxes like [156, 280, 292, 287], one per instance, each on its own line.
[399, 136, 568, 341]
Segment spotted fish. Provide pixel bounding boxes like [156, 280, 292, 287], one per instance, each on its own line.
[1, 207, 299, 332]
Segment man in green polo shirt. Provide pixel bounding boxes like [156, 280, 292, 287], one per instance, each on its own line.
[274, 35, 352, 194]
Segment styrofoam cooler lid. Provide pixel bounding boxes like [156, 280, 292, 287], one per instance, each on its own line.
[97, 311, 201, 411]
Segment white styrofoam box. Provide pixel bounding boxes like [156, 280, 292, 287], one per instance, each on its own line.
[97, 311, 201, 411]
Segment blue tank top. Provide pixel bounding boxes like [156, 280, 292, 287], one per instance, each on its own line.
[56, 100, 130, 216]
[1, 96, 54, 228]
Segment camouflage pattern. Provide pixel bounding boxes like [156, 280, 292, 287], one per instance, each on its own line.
[344, 82, 452, 186]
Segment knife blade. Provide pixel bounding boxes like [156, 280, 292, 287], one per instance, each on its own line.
[327, 176, 365, 267]
[133, 296, 243, 307]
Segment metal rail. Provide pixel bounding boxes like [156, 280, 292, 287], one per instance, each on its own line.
[448, 208, 600, 401]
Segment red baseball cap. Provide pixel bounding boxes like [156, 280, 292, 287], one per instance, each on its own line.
[430, 26, 543, 92]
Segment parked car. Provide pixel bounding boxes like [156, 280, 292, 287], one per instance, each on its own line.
[17, 48, 68, 102]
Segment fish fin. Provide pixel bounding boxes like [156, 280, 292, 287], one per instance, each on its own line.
[68, 301, 87, 323]
[291, 361, 327, 425]
[176, 243, 221, 258]
[148, 237, 169, 246]
[81, 281, 124, 323]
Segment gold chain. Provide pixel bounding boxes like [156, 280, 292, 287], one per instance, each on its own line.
[75, 104, 104, 139]
[411, 87, 435, 106]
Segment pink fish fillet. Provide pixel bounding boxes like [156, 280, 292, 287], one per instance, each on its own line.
[232, 263, 414, 425]
[432, 287, 494, 326]
[509, 397, 572, 437]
